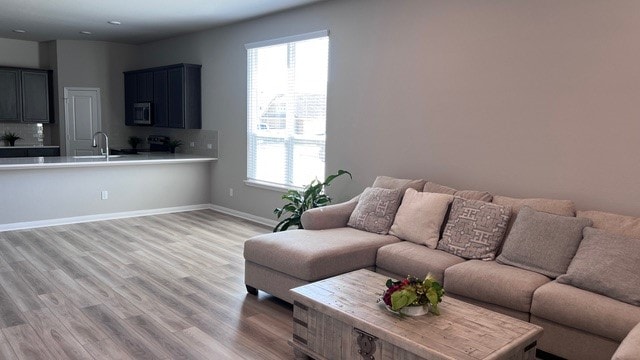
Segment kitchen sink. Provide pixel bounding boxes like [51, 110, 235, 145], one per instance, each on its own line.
[72, 155, 123, 159]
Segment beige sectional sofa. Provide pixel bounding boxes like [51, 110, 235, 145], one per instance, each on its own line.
[243, 176, 640, 360]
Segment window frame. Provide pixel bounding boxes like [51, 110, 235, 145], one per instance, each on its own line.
[245, 30, 329, 191]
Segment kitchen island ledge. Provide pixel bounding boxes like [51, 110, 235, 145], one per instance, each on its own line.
[0, 153, 217, 170]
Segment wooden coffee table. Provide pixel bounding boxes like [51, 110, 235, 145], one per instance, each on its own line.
[290, 269, 542, 360]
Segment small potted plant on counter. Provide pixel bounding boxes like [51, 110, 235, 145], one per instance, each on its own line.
[168, 139, 183, 153]
[1, 132, 22, 146]
[127, 136, 142, 154]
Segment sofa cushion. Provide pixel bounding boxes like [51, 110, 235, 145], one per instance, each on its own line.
[612, 322, 640, 360]
[531, 281, 640, 342]
[557, 227, 640, 306]
[444, 260, 551, 312]
[424, 181, 493, 202]
[496, 206, 592, 278]
[389, 189, 453, 248]
[437, 198, 511, 260]
[243, 228, 399, 282]
[375, 242, 465, 283]
[372, 175, 426, 193]
[577, 210, 640, 239]
[348, 187, 402, 235]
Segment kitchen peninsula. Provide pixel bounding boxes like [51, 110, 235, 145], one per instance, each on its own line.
[0, 153, 217, 230]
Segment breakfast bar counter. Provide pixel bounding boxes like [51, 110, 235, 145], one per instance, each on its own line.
[0, 153, 217, 230]
[0, 153, 217, 170]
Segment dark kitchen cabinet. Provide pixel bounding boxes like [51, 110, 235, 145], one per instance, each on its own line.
[136, 72, 154, 102]
[21, 70, 51, 123]
[124, 63, 201, 129]
[0, 67, 52, 124]
[0, 68, 22, 122]
[124, 73, 136, 126]
[153, 70, 168, 127]
[0, 147, 59, 158]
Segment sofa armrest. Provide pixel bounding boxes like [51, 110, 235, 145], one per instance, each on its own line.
[301, 196, 359, 230]
[613, 322, 640, 360]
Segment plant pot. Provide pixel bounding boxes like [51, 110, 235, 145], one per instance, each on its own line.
[400, 304, 429, 316]
[8, 140, 16, 146]
[385, 304, 430, 317]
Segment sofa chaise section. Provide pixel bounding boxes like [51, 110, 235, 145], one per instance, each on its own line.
[244, 228, 399, 303]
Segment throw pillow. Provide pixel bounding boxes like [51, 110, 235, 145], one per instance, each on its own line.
[438, 198, 511, 260]
[348, 187, 402, 235]
[388, 189, 453, 248]
[496, 206, 592, 278]
[557, 227, 640, 306]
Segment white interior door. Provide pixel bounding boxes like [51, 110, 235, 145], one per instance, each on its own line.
[64, 87, 101, 156]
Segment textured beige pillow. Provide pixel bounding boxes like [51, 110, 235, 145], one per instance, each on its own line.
[438, 198, 511, 260]
[389, 189, 453, 248]
[557, 227, 640, 306]
[424, 181, 493, 202]
[577, 210, 640, 239]
[496, 206, 592, 278]
[348, 187, 402, 235]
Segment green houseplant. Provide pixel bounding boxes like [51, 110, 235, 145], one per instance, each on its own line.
[127, 136, 142, 150]
[273, 170, 352, 232]
[1, 132, 21, 146]
[167, 140, 183, 153]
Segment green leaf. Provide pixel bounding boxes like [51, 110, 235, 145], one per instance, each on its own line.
[391, 289, 418, 311]
[272, 170, 352, 232]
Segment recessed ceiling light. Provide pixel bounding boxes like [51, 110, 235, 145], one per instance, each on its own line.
[79, 31, 92, 35]
[12, 29, 27, 33]
[108, 21, 121, 25]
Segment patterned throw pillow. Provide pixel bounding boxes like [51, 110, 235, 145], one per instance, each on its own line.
[348, 187, 402, 235]
[437, 198, 511, 260]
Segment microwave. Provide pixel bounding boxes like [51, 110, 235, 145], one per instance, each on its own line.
[133, 102, 152, 125]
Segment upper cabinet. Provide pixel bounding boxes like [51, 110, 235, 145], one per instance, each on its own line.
[0, 67, 52, 123]
[124, 63, 201, 129]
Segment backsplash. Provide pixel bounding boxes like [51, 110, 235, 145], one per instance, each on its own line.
[126, 128, 218, 158]
[0, 123, 44, 146]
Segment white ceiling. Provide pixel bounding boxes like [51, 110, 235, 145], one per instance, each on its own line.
[0, 0, 325, 44]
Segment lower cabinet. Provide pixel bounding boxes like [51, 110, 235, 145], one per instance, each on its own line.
[0, 147, 60, 158]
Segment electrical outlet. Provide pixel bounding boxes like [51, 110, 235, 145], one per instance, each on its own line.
[207, 144, 213, 149]
[190, 142, 195, 147]
[101, 190, 108, 200]
[229, 188, 234, 197]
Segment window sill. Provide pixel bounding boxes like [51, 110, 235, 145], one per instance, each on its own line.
[244, 179, 302, 193]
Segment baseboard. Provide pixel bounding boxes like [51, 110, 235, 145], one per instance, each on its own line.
[209, 204, 278, 228]
[0, 204, 212, 232]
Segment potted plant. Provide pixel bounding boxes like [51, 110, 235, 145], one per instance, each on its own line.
[168, 140, 183, 153]
[273, 170, 352, 232]
[380, 275, 445, 316]
[1, 132, 21, 146]
[127, 136, 142, 153]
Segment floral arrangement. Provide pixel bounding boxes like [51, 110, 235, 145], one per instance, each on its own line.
[380, 275, 445, 315]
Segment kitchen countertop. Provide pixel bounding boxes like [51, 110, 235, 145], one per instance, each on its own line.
[0, 153, 217, 170]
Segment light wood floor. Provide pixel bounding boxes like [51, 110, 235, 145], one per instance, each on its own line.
[0, 210, 293, 359]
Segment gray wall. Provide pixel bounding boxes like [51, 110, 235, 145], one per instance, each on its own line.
[136, 0, 640, 219]
[0, 162, 211, 225]
[0, 38, 45, 68]
[52, 40, 140, 153]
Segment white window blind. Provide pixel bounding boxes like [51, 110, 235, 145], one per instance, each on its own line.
[246, 31, 329, 189]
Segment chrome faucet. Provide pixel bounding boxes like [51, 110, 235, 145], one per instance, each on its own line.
[92, 131, 109, 159]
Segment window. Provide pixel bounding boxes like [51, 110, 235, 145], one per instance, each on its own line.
[246, 30, 329, 189]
